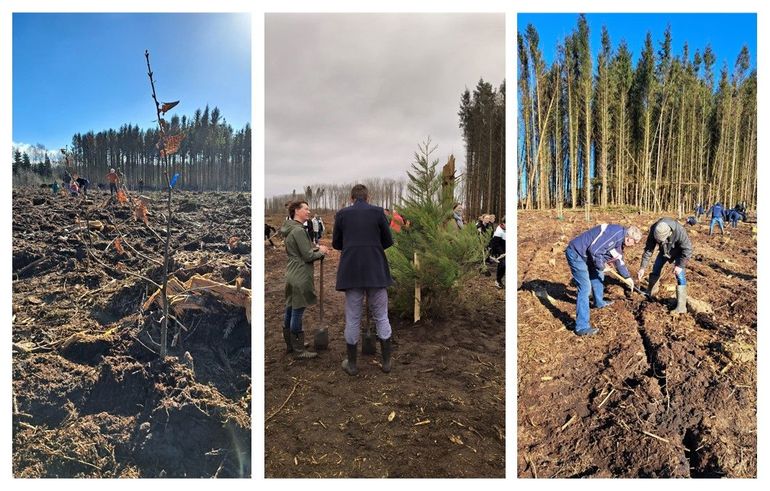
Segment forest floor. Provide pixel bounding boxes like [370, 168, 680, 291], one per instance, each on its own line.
[12, 187, 252, 478]
[517, 209, 756, 478]
[264, 213, 505, 477]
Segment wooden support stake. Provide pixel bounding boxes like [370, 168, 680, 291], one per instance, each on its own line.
[414, 252, 421, 323]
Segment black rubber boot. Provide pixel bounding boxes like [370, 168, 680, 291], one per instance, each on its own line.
[282, 327, 293, 354]
[673, 285, 687, 314]
[646, 274, 660, 298]
[341, 343, 358, 376]
[380, 337, 392, 373]
[291, 332, 317, 359]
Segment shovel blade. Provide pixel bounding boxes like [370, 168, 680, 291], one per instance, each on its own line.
[313, 328, 329, 351]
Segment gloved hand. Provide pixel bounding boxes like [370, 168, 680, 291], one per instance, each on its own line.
[637, 268, 645, 281]
[623, 276, 634, 290]
[603, 266, 613, 274]
[673, 265, 683, 276]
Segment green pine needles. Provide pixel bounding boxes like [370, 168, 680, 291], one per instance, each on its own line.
[386, 139, 487, 319]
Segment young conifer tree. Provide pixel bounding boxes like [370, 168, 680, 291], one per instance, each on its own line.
[386, 138, 486, 319]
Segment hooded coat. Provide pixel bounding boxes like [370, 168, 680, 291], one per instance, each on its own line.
[280, 219, 324, 308]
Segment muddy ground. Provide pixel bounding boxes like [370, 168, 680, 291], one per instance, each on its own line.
[517, 209, 756, 478]
[264, 214, 505, 477]
[12, 187, 252, 478]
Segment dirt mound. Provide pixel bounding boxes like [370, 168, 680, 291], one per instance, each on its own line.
[264, 213, 505, 477]
[12, 188, 252, 477]
[517, 210, 756, 478]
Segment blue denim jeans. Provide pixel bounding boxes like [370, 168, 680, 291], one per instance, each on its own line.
[284, 306, 306, 334]
[651, 252, 687, 286]
[709, 217, 724, 234]
[565, 247, 606, 333]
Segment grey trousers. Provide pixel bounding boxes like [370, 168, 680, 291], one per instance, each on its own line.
[344, 287, 392, 345]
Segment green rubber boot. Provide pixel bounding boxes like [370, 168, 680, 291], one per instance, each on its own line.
[291, 332, 317, 360]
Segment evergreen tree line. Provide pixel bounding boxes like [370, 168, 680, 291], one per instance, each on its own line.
[265, 178, 407, 215]
[518, 15, 757, 216]
[67, 105, 251, 191]
[458, 79, 506, 221]
[12, 149, 53, 180]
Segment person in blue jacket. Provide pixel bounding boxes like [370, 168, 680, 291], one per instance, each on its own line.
[333, 184, 395, 375]
[694, 203, 704, 222]
[727, 209, 741, 228]
[708, 202, 725, 235]
[565, 224, 642, 336]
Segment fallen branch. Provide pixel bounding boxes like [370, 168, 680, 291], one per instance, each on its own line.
[641, 430, 670, 444]
[597, 388, 616, 409]
[559, 414, 577, 432]
[87, 248, 161, 289]
[266, 382, 299, 423]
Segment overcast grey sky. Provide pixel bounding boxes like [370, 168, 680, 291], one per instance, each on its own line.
[265, 13, 504, 197]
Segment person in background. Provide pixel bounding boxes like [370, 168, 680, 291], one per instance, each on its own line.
[708, 202, 725, 235]
[488, 216, 506, 289]
[106, 168, 119, 196]
[74, 175, 90, 197]
[449, 203, 465, 230]
[311, 215, 320, 245]
[317, 216, 325, 243]
[68, 180, 80, 196]
[265, 223, 277, 248]
[727, 208, 741, 228]
[694, 203, 704, 222]
[389, 207, 405, 233]
[477, 214, 496, 236]
[734, 201, 747, 221]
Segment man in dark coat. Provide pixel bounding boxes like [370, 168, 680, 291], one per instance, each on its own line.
[333, 184, 394, 375]
[637, 218, 694, 314]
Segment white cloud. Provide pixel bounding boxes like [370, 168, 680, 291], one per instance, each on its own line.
[11, 141, 62, 162]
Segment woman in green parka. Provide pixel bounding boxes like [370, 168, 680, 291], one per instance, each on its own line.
[280, 200, 328, 359]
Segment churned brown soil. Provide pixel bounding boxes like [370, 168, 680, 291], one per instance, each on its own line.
[264, 214, 505, 477]
[12, 188, 252, 477]
[517, 209, 756, 478]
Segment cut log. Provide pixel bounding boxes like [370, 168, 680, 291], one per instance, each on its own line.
[143, 274, 251, 323]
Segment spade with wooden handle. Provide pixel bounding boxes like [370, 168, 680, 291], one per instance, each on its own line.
[313, 257, 329, 350]
[604, 266, 650, 299]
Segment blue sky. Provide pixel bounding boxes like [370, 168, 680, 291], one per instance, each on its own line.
[13, 13, 251, 154]
[517, 13, 757, 78]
